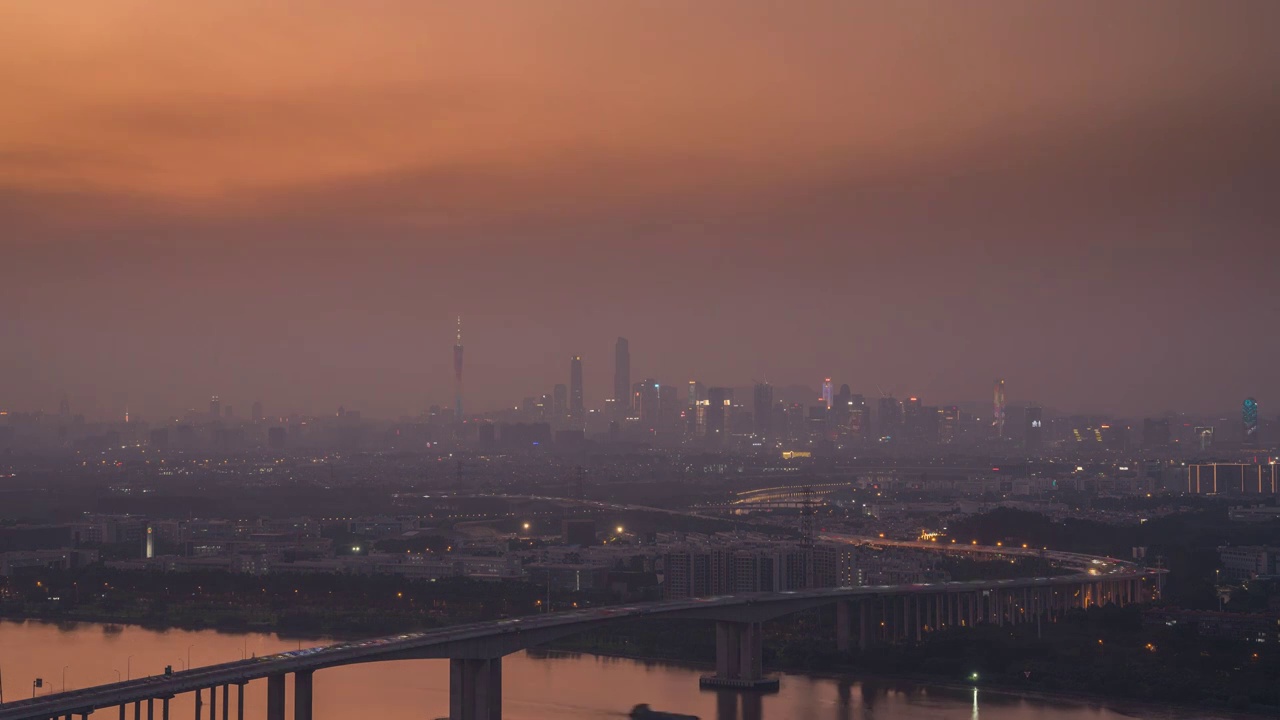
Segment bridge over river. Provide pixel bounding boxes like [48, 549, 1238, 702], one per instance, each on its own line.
[0, 538, 1161, 720]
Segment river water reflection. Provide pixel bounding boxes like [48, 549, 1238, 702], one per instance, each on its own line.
[0, 620, 1219, 719]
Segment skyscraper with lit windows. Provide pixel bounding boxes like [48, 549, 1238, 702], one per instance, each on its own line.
[1243, 397, 1259, 446]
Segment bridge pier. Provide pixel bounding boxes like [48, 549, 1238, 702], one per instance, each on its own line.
[195, 689, 203, 720]
[700, 621, 777, 691]
[448, 658, 501, 720]
[266, 674, 286, 720]
[209, 686, 216, 720]
[221, 685, 229, 720]
[163, 696, 170, 720]
[295, 671, 314, 720]
[236, 683, 246, 720]
[835, 600, 851, 652]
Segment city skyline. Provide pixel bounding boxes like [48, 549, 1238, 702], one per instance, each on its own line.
[8, 332, 1270, 424]
[3, 2, 1278, 421]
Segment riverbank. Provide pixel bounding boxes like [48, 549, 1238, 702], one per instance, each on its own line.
[540, 645, 1277, 719]
[5, 598, 1278, 716]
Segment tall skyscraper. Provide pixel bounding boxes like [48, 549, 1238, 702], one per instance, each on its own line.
[1025, 405, 1044, 450]
[707, 387, 733, 440]
[453, 316, 464, 421]
[688, 381, 705, 408]
[877, 396, 902, 440]
[903, 396, 924, 443]
[849, 393, 869, 441]
[635, 379, 660, 429]
[209, 395, 221, 420]
[993, 379, 1007, 439]
[940, 405, 959, 443]
[822, 378, 833, 410]
[569, 355, 584, 419]
[753, 382, 774, 439]
[613, 338, 631, 416]
[553, 384, 568, 419]
[1243, 397, 1259, 446]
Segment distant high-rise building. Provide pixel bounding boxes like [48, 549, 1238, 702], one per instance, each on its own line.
[849, 393, 869, 441]
[753, 382, 774, 438]
[635, 379, 660, 429]
[659, 384, 680, 433]
[209, 395, 221, 420]
[613, 338, 630, 416]
[707, 387, 733, 440]
[267, 426, 287, 450]
[688, 381, 705, 409]
[903, 397, 923, 442]
[454, 316, 464, 421]
[940, 406, 959, 443]
[1243, 397, 1259, 446]
[251, 400, 263, 424]
[993, 379, 1007, 439]
[878, 396, 902, 440]
[1025, 406, 1044, 450]
[58, 396, 71, 418]
[1195, 426, 1215, 451]
[1142, 418, 1171, 448]
[822, 379, 833, 410]
[569, 356, 584, 419]
[553, 384, 568, 419]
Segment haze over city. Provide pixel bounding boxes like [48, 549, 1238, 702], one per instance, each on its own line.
[2, 1, 1278, 420]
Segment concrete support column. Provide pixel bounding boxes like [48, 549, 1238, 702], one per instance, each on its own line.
[209, 686, 216, 720]
[195, 690, 203, 720]
[120, 706, 126, 720]
[835, 600, 851, 653]
[266, 674, 286, 720]
[715, 621, 741, 679]
[162, 697, 170, 720]
[134, 701, 141, 720]
[914, 596, 922, 641]
[236, 683, 246, 720]
[222, 685, 229, 720]
[858, 599, 869, 651]
[448, 658, 502, 720]
[739, 622, 763, 681]
[294, 671, 314, 720]
[148, 698, 154, 720]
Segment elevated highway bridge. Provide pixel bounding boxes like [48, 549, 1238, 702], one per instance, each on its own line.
[0, 537, 1161, 720]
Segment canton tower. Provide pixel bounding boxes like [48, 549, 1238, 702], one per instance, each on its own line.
[454, 316, 464, 421]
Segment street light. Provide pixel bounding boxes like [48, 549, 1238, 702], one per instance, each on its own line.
[62, 666, 69, 692]
[187, 645, 195, 669]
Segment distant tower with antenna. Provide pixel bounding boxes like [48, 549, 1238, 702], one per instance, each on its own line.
[454, 316, 464, 422]
[993, 379, 1007, 439]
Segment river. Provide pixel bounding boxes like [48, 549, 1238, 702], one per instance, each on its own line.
[0, 620, 1222, 719]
